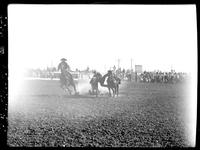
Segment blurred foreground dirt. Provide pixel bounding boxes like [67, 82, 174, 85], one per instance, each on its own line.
[8, 80, 191, 147]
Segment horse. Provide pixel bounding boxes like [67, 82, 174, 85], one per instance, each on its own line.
[90, 72, 121, 97]
[106, 75, 121, 97]
[59, 71, 77, 95]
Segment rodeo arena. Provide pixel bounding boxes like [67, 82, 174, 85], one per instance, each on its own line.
[8, 58, 193, 147]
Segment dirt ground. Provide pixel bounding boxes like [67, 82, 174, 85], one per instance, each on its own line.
[7, 79, 191, 147]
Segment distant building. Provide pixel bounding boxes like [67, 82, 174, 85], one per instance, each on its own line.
[135, 65, 143, 73]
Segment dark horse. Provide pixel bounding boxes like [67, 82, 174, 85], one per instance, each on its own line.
[90, 72, 121, 97]
[60, 71, 77, 95]
[106, 75, 121, 97]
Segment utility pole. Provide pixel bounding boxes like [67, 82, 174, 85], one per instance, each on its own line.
[170, 64, 173, 72]
[51, 60, 53, 68]
[117, 59, 120, 69]
[131, 58, 133, 72]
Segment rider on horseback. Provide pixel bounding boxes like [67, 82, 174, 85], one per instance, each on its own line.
[58, 58, 70, 73]
[58, 58, 77, 94]
[58, 58, 74, 79]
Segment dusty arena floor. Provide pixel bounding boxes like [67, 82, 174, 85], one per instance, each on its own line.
[8, 80, 191, 147]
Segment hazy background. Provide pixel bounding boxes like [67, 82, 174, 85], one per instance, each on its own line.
[8, 5, 197, 74]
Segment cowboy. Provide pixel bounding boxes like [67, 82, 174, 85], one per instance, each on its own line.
[58, 58, 73, 81]
[58, 58, 77, 94]
[90, 70, 97, 84]
[58, 58, 70, 73]
[90, 70, 102, 83]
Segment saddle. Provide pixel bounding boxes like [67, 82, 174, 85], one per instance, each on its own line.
[60, 71, 73, 83]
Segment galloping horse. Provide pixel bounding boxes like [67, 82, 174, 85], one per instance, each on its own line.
[60, 71, 77, 95]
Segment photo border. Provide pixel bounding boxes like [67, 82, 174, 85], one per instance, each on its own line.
[0, 0, 198, 149]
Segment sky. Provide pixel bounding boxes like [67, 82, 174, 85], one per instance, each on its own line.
[8, 5, 197, 74]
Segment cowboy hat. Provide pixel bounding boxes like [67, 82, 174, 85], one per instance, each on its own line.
[61, 58, 67, 61]
[107, 70, 112, 74]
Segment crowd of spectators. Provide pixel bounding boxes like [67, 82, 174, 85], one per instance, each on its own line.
[25, 66, 189, 84]
[25, 67, 57, 79]
[110, 67, 189, 84]
[136, 71, 188, 84]
[25, 67, 90, 79]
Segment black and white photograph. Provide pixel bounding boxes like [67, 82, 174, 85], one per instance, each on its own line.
[7, 4, 197, 147]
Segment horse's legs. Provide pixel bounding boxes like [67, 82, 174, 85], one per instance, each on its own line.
[61, 84, 67, 92]
[71, 82, 77, 93]
[109, 87, 115, 97]
[95, 89, 98, 97]
[66, 86, 72, 95]
[68, 75, 77, 94]
[116, 85, 119, 97]
[70, 81, 77, 95]
[92, 86, 95, 95]
[73, 84, 77, 93]
[94, 85, 98, 97]
[108, 88, 111, 97]
[112, 88, 115, 97]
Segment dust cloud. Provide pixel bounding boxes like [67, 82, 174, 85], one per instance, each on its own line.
[76, 79, 108, 95]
